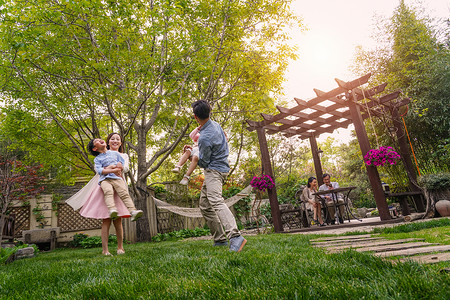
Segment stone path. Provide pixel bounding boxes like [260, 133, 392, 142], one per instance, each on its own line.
[311, 234, 450, 264]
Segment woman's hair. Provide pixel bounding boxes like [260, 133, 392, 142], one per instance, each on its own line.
[106, 132, 124, 153]
[307, 176, 316, 188]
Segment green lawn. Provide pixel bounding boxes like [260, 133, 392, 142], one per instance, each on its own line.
[1, 228, 449, 299]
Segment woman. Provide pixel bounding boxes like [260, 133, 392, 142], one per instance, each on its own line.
[301, 177, 326, 226]
[66, 133, 130, 255]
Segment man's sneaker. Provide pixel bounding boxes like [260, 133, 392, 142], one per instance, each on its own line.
[214, 240, 228, 247]
[339, 217, 344, 224]
[109, 209, 119, 220]
[131, 210, 143, 222]
[172, 166, 181, 173]
[229, 235, 247, 252]
[179, 175, 190, 185]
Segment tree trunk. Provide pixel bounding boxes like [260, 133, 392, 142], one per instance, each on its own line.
[0, 213, 5, 248]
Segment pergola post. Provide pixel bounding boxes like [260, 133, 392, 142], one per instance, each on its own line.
[392, 106, 425, 212]
[256, 127, 283, 232]
[348, 91, 391, 220]
[309, 134, 324, 186]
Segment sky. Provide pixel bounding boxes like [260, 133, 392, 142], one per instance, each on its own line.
[281, 0, 450, 144]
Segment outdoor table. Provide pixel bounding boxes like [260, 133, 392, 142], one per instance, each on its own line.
[314, 186, 361, 224]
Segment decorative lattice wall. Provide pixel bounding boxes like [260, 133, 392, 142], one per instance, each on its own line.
[8, 206, 30, 237]
[57, 203, 102, 232]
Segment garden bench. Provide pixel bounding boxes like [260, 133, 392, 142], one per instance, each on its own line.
[22, 227, 60, 250]
[385, 191, 425, 216]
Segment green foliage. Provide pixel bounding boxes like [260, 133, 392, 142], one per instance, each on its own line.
[352, 1, 450, 177]
[233, 196, 252, 219]
[51, 193, 63, 212]
[0, 244, 39, 265]
[70, 233, 89, 248]
[0, 0, 303, 190]
[80, 235, 118, 249]
[31, 205, 46, 228]
[151, 184, 167, 198]
[259, 203, 273, 222]
[0, 247, 16, 265]
[352, 192, 376, 209]
[276, 175, 307, 204]
[418, 173, 450, 191]
[151, 227, 210, 242]
[70, 233, 118, 248]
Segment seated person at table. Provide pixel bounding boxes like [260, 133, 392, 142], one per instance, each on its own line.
[301, 177, 326, 226]
[319, 173, 345, 224]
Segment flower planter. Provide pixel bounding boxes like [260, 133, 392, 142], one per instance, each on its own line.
[364, 146, 400, 167]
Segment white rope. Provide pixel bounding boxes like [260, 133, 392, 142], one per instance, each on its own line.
[153, 185, 253, 218]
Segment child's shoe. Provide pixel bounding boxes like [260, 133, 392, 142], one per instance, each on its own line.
[172, 166, 181, 173]
[117, 249, 125, 255]
[180, 175, 190, 185]
[131, 210, 143, 222]
[109, 209, 119, 220]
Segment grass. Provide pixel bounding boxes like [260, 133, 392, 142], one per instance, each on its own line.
[1, 227, 450, 299]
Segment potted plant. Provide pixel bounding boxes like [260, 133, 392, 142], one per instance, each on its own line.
[364, 146, 400, 167]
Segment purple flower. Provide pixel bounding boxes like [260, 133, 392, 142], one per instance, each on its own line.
[363, 146, 400, 167]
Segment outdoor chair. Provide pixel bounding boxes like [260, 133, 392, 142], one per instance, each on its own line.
[294, 189, 326, 227]
[279, 203, 303, 230]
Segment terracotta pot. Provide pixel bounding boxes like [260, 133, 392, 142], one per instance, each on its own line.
[435, 200, 450, 217]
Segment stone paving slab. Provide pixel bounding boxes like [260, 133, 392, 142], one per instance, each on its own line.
[312, 237, 383, 247]
[374, 245, 450, 257]
[325, 238, 425, 251]
[310, 234, 375, 242]
[398, 252, 450, 264]
[353, 242, 438, 253]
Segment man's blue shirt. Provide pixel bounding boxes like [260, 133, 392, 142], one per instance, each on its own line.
[198, 119, 230, 173]
[94, 150, 125, 184]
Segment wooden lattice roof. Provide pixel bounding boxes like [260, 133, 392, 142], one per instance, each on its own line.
[246, 73, 408, 139]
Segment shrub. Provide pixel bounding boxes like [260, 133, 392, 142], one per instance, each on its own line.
[71, 233, 89, 247]
[70, 233, 118, 248]
[418, 173, 450, 191]
[352, 190, 376, 208]
[151, 227, 210, 242]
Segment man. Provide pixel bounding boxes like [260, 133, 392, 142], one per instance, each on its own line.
[318, 173, 345, 224]
[192, 100, 247, 252]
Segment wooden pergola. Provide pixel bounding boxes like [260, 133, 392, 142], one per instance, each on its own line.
[246, 73, 420, 233]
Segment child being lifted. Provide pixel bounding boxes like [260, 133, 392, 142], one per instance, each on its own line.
[88, 138, 143, 221]
[172, 125, 201, 185]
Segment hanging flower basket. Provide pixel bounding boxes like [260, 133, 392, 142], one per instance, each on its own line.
[250, 175, 275, 192]
[364, 146, 401, 167]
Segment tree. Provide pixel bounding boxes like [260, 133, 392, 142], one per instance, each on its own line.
[0, 0, 302, 240]
[0, 142, 44, 246]
[352, 0, 450, 182]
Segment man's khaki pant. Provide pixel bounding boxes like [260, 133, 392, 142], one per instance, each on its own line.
[199, 169, 240, 242]
[326, 199, 345, 221]
[100, 179, 136, 212]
